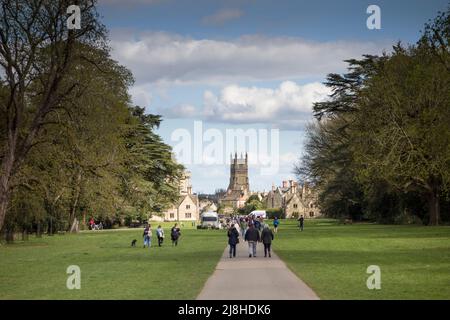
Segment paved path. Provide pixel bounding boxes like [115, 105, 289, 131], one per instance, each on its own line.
[197, 241, 319, 300]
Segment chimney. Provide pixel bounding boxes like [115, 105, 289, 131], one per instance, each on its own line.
[282, 181, 288, 188]
[272, 183, 275, 192]
[187, 186, 192, 195]
[302, 183, 306, 199]
[292, 181, 297, 194]
[288, 180, 293, 193]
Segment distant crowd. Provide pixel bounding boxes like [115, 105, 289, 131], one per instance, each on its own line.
[226, 215, 275, 258]
[88, 215, 305, 256]
[226, 214, 306, 258]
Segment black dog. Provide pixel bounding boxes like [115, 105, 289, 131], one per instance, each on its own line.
[131, 239, 137, 247]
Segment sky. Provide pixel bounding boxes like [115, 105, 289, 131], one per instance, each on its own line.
[97, 0, 449, 193]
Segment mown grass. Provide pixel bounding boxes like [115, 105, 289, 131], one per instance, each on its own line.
[0, 228, 226, 299]
[272, 219, 450, 299]
[2, 220, 449, 300]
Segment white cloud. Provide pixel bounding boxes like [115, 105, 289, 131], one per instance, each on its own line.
[162, 104, 198, 118]
[160, 81, 331, 128]
[202, 8, 244, 26]
[279, 152, 298, 167]
[110, 31, 388, 86]
[202, 81, 331, 125]
[129, 84, 153, 108]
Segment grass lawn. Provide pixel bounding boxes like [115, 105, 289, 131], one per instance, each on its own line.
[272, 219, 450, 299]
[1, 220, 449, 300]
[0, 227, 226, 299]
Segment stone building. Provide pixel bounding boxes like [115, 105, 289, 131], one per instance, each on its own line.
[220, 153, 250, 209]
[264, 180, 321, 218]
[151, 171, 200, 222]
[199, 199, 218, 213]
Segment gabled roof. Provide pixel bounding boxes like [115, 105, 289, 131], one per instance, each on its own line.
[284, 191, 305, 205]
[177, 194, 198, 207]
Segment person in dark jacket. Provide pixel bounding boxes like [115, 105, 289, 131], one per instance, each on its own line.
[244, 223, 260, 258]
[298, 215, 304, 231]
[227, 224, 240, 258]
[261, 225, 274, 257]
[254, 218, 261, 231]
[171, 223, 181, 246]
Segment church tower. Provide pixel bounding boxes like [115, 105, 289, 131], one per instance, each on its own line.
[220, 152, 250, 209]
[227, 152, 249, 193]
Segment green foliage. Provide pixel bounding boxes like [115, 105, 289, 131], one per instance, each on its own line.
[2, 46, 183, 237]
[296, 8, 450, 225]
[238, 196, 265, 215]
[266, 208, 284, 219]
[120, 106, 184, 216]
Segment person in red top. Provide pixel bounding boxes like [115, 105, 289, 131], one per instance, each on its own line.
[89, 217, 95, 230]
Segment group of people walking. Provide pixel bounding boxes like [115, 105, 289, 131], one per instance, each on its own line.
[142, 223, 181, 249]
[227, 216, 278, 258]
[142, 216, 303, 255]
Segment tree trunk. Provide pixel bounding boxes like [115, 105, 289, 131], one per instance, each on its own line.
[48, 216, 54, 236]
[0, 149, 15, 233]
[5, 227, 14, 243]
[70, 218, 79, 233]
[82, 212, 86, 230]
[36, 221, 42, 238]
[21, 228, 29, 241]
[428, 189, 440, 226]
[68, 171, 82, 231]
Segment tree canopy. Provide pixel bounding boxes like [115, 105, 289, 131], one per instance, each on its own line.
[296, 7, 450, 225]
[0, 1, 183, 239]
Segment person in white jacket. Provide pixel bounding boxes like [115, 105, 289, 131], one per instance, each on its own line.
[156, 225, 164, 247]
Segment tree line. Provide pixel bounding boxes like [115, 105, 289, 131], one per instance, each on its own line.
[295, 8, 450, 225]
[0, 1, 183, 241]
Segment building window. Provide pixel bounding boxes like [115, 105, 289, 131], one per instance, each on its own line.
[170, 213, 174, 219]
[186, 204, 190, 209]
[309, 211, 314, 217]
[185, 213, 191, 218]
[293, 204, 298, 209]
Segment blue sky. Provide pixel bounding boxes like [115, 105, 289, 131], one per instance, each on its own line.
[98, 0, 449, 193]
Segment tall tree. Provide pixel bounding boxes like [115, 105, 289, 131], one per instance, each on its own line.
[0, 0, 106, 231]
[297, 7, 450, 225]
[353, 44, 450, 225]
[8, 44, 134, 232]
[120, 106, 183, 217]
[295, 56, 379, 219]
